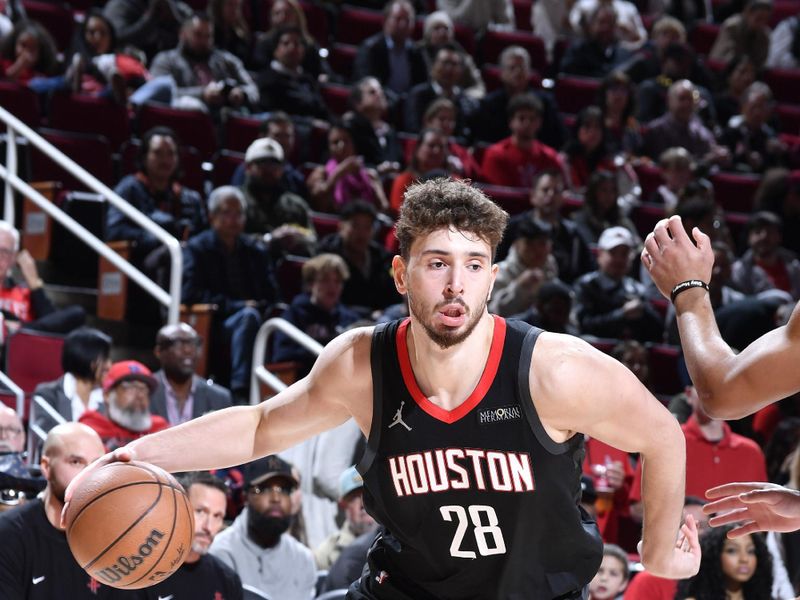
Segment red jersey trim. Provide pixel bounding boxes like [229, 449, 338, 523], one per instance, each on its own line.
[396, 315, 507, 424]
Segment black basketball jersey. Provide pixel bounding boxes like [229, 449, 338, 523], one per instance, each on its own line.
[354, 316, 603, 600]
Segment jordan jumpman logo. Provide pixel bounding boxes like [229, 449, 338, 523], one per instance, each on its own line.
[388, 401, 412, 431]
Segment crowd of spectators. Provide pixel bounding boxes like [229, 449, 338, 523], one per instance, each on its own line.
[2, 0, 800, 597]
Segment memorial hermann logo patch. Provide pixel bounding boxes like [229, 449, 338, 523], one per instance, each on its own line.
[477, 405, 522, 425]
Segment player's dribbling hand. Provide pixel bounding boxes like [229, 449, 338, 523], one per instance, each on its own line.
[704, 482, 800, 537]
[640, 215, 713, 302]
[637, 514, 701, 579]
[60, 446, 136, 528]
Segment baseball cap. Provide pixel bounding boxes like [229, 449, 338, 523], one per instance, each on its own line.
[339, 466, 364, 500]
[245, 137, 284, 164]
[102, 360, 158, 393]
[243, 455, 299, 488]
[597, 226, 635, 251]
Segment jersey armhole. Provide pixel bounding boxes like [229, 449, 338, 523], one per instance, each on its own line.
[356, 321, 387, 476]
[517, 327, 576, 456]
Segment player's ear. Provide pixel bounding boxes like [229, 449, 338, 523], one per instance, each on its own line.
[487, 262, 499, 301]
[392, 255, 408, 294]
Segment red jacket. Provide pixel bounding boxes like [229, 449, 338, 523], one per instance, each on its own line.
[79, 410, 169, 451]
[481, 137, 563, 188]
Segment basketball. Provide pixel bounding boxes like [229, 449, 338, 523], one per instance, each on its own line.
[64, 461, 194, 590]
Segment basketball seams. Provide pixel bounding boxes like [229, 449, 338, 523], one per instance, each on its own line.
[126, 481, 181, 588]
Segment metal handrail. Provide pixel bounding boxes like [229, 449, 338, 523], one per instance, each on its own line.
[250, 318, 324, 405]
[27, 395, 67, 465]
[0, 370, 23, 416]
[0, 106, 183, 324]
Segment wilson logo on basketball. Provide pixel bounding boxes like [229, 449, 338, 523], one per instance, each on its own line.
[93, 529, 165, 584]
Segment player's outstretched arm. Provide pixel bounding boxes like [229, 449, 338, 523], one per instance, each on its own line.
[63, 327, 372, 520]
[642, 215, 800, 419]
[703, 482, 800, 537]
[532, 333, 700, 579]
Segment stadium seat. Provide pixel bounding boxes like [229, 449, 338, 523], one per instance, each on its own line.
[771, 1, 799, 27]
[310, 212, 341, 239]
[119, 139, 207, 192]
[688, 22, 720, 56]
[630, 203, 667, 240]
[321, 83, 351, 116]
[276, 255, 308, 303]
[0, 81, 41, 127]
[49, 92, 131, 151]
[777, 104, 800, 135]
[764, 69, 800, 106]
[328, 43, 358, 80]
[647, 343, 683, 396]
[513, 0, 533, 31]
[553, 75, 601, 116]
[336, 6, 384, 45]
[21, 0, 74, 51]
[31, 129, 114, 191]
[632, 162, 664, 201]
[137, 103, 218, 159]
[477, 184, 529, 215]
[482, 30, 547, 74]
[223, 113, 262, 153]
[213, 149, 244, 187]
[301, 0, 330, 46]
[5, 329, 65, 398]
[709, 172, 760, 213]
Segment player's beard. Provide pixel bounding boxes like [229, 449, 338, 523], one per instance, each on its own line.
[406, 290, 486, 350]
[247, 507, 291, 549]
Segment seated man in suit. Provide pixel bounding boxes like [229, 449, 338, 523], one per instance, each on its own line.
[150, 322, 232, 426]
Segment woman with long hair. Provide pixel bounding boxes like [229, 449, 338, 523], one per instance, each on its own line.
[0, 20, 60, 85]
[675, 525, 773, 600]
[571, 170, 639, 247]
[208, 0, 251, 64]
[561, 106, 616, 191]
[597, 71, 641, 157]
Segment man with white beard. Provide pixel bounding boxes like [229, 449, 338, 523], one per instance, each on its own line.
[79, 361, 169, 451]
[139, 472, 243, 600]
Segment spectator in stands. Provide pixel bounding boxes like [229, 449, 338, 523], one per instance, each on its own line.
[306, 121, 389, 214]
[489, 219, 559, 317]
[417, 11, 484, 100]
[652, 147, 701, 212]
[472, 45, 566, 150]
[182, 186, 278, 400]
[0, 423, 128, 598]
[208, 0, 251, 65]
[0, 405, 24, 454]
[256, 25, 329, 120]
[32, 327, 112, 433]
[571, 170, 640, 246]
[390, 128, 455, 212]
[271, 254, 360, 374]
[612, 339, 650, 387]
[404, 43, 476, 136]
[766, 12, 800, 69]
[720, 81, 787, 174]
[622, 15, 687, 84]
[635, 42, 715, 126]
[322, 529, 379, 592]
[79, 360, 168, 451]
[436, 0, 514, 33]
[317, 201, 398, 313]
[713, 55, 759, 129]
[512, 280, 579, 335]
[231, 112, 308, 197]
[754, 169, 800, 256]
[731, 211, 800, 300]
[107, 126, 207, 261]
[531, 0, 573, 61]
[569, 0, 647, 51]
[574, 226, 663, 341]
[675, 525, 773, 600]
[314, 466, 376, 570]
[0, 222, 86, 336]
[210, 454, 316, 600]
[0, 21, 62, 91]
[561, 106, 617, 191]
[588, 544, 630, 599]
[345, 76, 403, 172]
[640, 79, 729, 166]
[147, 471, 243, 599]
[240, 138, 316, 256]
[352, 0, 427, 97]
[481, 93, 564, 189]
[150, 322, 232, 426]
[252, 0, 331, 80]
[149, 12, 258, 115]
[103, 0, 189, 61]
[499, 169, 595, 282]
[423, 98, 482, 180]
[598, 71, 641, 156]
[560, 4, 633, 78]
[710, 0, 773, 69]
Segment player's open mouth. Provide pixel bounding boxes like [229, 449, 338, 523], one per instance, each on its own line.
[438, 305, 466, 327]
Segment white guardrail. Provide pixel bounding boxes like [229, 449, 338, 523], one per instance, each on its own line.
[250, 318, 324, 405]
[0, 105, 183, 323]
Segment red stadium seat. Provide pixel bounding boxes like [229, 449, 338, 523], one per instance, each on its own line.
[513, 0, 533, 31]
[300, 0, 330, 46]
[647, 343, 683, 396]
[329, 43, 358, 80]
[21, 0, 75, 51]
[321, 83, 351, 116]
[632, 162, 665, 201]
[6, 329, 65, 398]
[476, 184, 529, 215]
[49, 92, 131, 151]
[553, 75, 602, 115]
[310, 211, 341, 239]
[771, 1, 799, 27]
[212, 149, 244, 187]
[137, 103, 217, 159]
[482, 30, 547, 74]
[630, 203, 667, 240]
[777, 104, 800, 135]
[31, 129, 114, 191]
[710, 172, 761, 213]
[0, 81, 40, 128]
[277, 255, 308, 302]
[688, 22, 720, 56]
[223, 113, 262, 153]
[764, 69, 800, 106]
[337, 6, 384, 45]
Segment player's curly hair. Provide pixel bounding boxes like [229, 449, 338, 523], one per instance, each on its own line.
[395, 178, 508, 260]
[675, 525, 773, 600]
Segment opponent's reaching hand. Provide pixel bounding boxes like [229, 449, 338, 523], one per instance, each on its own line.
[704, 482, 800, 537]
[638, 513, 702, 579]
[641, 216, 714, 301]
[60, 445, 136, 527]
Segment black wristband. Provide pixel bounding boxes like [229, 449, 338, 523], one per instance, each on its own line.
[670, 279, 710, 303]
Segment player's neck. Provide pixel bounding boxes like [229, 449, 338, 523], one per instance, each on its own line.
[42, 487, 65, 531]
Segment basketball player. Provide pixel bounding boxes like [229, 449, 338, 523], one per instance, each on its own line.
[643, 214, 800, 538]
[68, 179, 700, 599]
